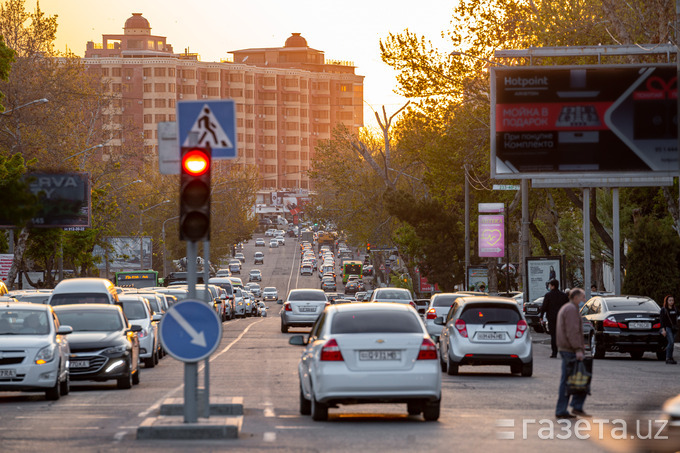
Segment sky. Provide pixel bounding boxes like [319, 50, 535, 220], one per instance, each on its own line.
[37, 0, 456, 128]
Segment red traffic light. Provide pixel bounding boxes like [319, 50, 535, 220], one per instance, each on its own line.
[182, 149, 210, 176]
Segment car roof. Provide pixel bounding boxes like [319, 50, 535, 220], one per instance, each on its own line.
[0, 301, 50, 311]
[52, 303, 122, 312]
[330, 302, 414, 314]
[456, 296, 520, 306]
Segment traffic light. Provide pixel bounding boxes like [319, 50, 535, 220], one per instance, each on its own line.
[179, 146, 211, 242]
[366, 243, 371, 253]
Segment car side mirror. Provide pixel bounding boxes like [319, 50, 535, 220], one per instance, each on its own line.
[277, 299, 283, 304]
[57, 325, 73, 335]
[152, 314, 162, 322]
[129, 324, 143, 332]
[289, 335, 306, 346]
[434, 317, 445, 326]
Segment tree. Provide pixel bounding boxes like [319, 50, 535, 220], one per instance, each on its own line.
[622, 217, 680, 304]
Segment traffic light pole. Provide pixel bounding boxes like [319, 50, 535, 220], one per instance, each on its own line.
[202, 239, 211, 419]
[184, 240, 198, 423]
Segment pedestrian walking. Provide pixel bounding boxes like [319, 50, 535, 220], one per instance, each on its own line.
[539, 279, 569, 358]
[660, 295, 678, 365]
[555, 287, 588, 419]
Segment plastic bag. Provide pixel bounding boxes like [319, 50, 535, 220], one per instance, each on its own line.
[566, 357, 592, 395]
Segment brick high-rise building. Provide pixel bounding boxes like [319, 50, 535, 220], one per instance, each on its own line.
[84, 13, 364, 190]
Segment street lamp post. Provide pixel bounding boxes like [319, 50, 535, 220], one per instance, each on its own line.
[139, 200, 171, 270]
[0, 98, 49, 116]
[162, 215, 180, 277]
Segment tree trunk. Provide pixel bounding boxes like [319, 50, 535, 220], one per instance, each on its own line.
[6, 228, 29, 290]
[487, 258, 498, 294]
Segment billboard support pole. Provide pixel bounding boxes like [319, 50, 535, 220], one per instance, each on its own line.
[505, 202, 510, 293]
[464, 167, 470, 288]
[583, 189, 591, 299]
[677, 0, 680, 236]
[613, 188, 621, 294]
[521, 179, 529, 297]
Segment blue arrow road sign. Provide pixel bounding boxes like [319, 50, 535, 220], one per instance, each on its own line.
[177, 100, 237, 160]
[159, 299, 222, 362]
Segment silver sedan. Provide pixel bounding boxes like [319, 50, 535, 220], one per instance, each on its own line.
[289, 303, 441, 421]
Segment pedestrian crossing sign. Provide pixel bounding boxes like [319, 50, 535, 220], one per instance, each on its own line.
[177, 100, 237, 160]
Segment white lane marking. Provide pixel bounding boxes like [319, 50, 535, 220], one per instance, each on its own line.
[137, 318, 264, 419]
[113, 431, 127, 442]
[263, 432, 276, 442]
[286, 238, 300, 294]
[263, 402, 275, 417]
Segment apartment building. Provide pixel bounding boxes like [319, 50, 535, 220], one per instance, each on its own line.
[83, 13, 364, 190]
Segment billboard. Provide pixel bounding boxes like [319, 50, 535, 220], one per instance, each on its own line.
[525, 256, 564, 304]
[491, 64, 677, 178]
[92, 236, 153, 270]
[467, 266, 488, 292]
[0, 172, 90, 228]
[478, 215, 505, 258]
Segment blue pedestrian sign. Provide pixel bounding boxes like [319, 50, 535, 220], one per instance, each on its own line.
[177, 100, 237, 160]
[159, 299, 222, 362]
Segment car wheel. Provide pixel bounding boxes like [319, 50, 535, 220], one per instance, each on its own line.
[144, 356, 155, 368]
[521, 361, 533, 377]
[45, 376, 61, 401]
[446, 355, 459, 376]
[630, 351, 644, 360]
[132, 369, 140, 385]
[299, 386, 311, 415]
[423, 398, 440, 421]
[590, 334, 605, 359]
[311, 396, 328, 421]
[59, 371, 70, 396]
[117, 367, 133, 390]
[407, 401, 423, 416]
[281, 322, 289, 333]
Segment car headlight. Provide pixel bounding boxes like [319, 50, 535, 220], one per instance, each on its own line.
[35, 344, 57, 365]
[102, 345, 128, 356]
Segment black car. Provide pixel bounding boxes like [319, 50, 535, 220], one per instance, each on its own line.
[523, 297, 545, 333]
[344, 281, 360, 295]
[413, 299, 430, 317]
[53, 304, 141, 389]
[362, 265, 374, 277]
[581, 296, 665, 360]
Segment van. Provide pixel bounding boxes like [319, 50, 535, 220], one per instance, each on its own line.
[48, 278, 119, 306]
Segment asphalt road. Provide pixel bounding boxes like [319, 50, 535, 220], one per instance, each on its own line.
[1, 237, 679, 452]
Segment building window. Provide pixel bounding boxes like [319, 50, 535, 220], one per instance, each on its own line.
[245, 75, 254, 84]
[301, 152, 308, 160]
[144, 114, 153, 123]
[286, 122, 299, 131]
[264, 106, 275, 115]
[168, 68, 176, 77]
[246, 119, 254, 128]
[169, 114, 176, 121]
[154, 67, 166, 77]
[238, 133, 244, 142]
[169, 99, 176, 108]
[285, 78, 299, 88]
[122, 83, 132, 93]
[112, 68, 122, 77]
[264, 136, 276, 144]
[246, 90, 253, 99]
[182, 85, 195, 94]
[246, 134, 254, 143]
[230, 73, 243, 82]
[300, 123, 307, 132]
[258, 92, 276, 101]
[263, 76, 276, 86]
[168, 83, 175, 93]
[155, 114, 166, 123]
[230, 88, 243, 97]
[246, 149, 254, 158]
[285, 137, 299, 145]
[208, 72, 219, 81]
[101, 68, 110, 77]
[237, 118, 244, 127]
[207, 87, 219, 96]
[154, 99, 166, 108]
[112, 83, 121, 92]
[264, 121, 275, 130]
[144, 83, 152, 93]
[182, 69, 195, 79]
[143, 68, 152, 77]
[143, 99, 152, 108]
[155, 83, 166, 92]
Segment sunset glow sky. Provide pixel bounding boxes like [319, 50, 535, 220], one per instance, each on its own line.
[37, 0, 456, 128]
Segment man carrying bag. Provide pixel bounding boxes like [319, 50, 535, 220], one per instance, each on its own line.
[555, 287, 590, 419]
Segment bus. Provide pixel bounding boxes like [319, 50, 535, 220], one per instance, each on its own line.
[342, 261, 363, 284]
[115, 270, 159, 289]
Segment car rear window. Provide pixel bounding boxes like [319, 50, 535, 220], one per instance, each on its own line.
[374, 290, 411, 300]
[288, 290, 326, 301]
[432, 295, 461, 307]
[121, 300, 147, 320]
[606, 299, 659, 312]
[331, 310, 422, 334]
[460, 304, 520, 324]
[50, 293, 110, 306]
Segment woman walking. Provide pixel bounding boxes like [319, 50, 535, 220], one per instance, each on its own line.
[660, 295, 678, 365]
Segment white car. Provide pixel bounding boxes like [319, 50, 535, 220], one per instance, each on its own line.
[262, 287, 279, 302]
[437, 296, 533, 376]
[233, 288, 246, 318]
[269, 239, 279, 248]
[0, 303, 73, 400]
[424, 293, 482, 341]
[120, 295, 162, 368]
[289, 303, 441, 421]
[265, 229, 277, 237]
[300, 263, 313, 276]
[275, 235, 286, 246]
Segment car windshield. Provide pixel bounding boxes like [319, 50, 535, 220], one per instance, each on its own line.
[121, 300, 147, 320]
[432, 295, 462, 307]
[607, 299, 660, 312]
[139, 295, 162, 314]
[0, 309, 50, 335]
[55, 310, 124, 332]
[331, 310, 422, 334]
[460, 304, 520, 324]
[375, 290, 411, 300]
[263, 287, 276, 292]
[288, 291, 326, 301]
[50, 293, 110, 306]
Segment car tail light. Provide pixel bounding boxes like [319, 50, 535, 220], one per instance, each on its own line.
[515, 320, 528, 338]
[409, 301, 416, 309]
[603, 316, 626, 329]
[320, 339, 344, 361]
[426, 308, 437, 320]
[417, 338, 438, 360]
[454, 319, 468, 338]
[653, 323, 661, 329]
[283, 302, 292, 312]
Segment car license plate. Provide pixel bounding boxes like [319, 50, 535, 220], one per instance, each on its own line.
[359, 350, 401, 361]
[628, 321, 651, 330]
[476, 332, 506, 341]
[70, 360, 89, 368]
[0, 369, 17, 377]
[527, 307, 538, 313]
[299, 307, 316, 313]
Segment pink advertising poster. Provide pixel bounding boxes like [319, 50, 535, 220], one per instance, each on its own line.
[478, 215, 505, 258]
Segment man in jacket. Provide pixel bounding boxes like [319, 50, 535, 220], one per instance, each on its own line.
[555, 287, 588, 419]
[540, 279, 569, 358]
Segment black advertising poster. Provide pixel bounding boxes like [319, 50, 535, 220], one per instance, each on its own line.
[491, 64, 677, 178]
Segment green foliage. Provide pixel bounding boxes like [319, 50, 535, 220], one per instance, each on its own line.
[622, 218, 680, 304]
[0, 152, 37, 226]
[0, 34, 14, 111]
